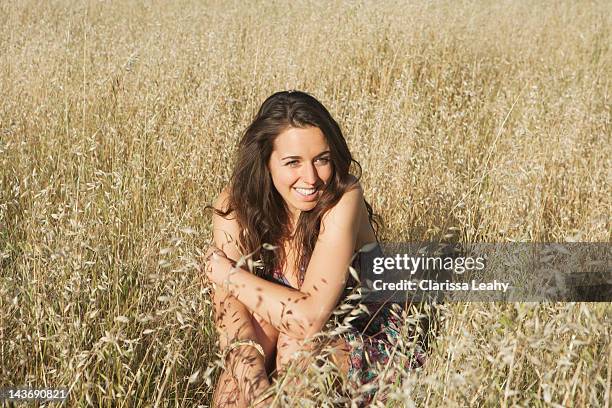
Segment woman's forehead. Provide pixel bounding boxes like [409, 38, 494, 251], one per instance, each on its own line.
[272, 126, 329, 155]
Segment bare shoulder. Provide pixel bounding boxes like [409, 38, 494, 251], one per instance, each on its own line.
[321, 177, 365, 229]
[212, 186, 231, 212]
[211, 186, 241, 256]
[212, 186, 236, 223]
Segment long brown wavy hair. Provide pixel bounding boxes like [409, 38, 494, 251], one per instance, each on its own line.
[212, 90, 379, 284]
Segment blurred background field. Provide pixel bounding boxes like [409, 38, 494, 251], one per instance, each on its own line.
[0, 0, 610, 406]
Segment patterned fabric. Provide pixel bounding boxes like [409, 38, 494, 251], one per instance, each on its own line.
[343, 303, 426, 405]
[271, 266, 300, 288]
[267, 246, 426, 404]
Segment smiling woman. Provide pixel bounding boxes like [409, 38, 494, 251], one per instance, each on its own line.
[269, 127, 333, 213]
[203, 91, 417, 407]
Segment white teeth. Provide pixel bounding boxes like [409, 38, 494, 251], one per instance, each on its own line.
[295, 187, 316, 196]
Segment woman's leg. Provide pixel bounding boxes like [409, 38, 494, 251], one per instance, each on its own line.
[273, 333, 352, 404]
[212, 368, 244, 407]
[275, 332, 351, 378]
[251, 312, 280, 375]
[211, 287, 279, 407]
[212, 314, 279, 407]
[213, 347, 273, 408]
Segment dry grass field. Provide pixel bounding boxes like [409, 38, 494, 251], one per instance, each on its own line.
[1, 0, 610, 406]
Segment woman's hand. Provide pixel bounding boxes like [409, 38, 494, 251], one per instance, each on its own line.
[203, 245, 235, 287]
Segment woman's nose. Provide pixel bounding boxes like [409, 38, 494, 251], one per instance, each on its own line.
[301, 162, 320, 185]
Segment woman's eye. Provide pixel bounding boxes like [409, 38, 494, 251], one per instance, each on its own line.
[316, 157, 330, 165]
[286, 160, 299, 167]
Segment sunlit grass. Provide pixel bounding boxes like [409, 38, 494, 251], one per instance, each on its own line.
[1, 0, 610, 406]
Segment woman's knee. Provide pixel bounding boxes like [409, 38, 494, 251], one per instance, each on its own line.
[275, 333, 314, 373]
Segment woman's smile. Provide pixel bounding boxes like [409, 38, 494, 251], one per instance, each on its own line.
[293, 186, 320, 200]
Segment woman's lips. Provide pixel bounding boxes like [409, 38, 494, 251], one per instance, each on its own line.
[293, 187, 319, 201]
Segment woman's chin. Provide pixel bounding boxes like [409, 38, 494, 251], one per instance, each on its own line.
[295, 202, 317, 212]
[284, 190, 322, 214]
[290, 200, 318, 213]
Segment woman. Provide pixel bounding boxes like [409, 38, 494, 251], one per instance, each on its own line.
[204, 91, 413, 407]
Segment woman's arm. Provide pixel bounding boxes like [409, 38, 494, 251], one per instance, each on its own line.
[208, 190, 271, 404]
[209, 189, 259, 348]
[207, 186, 364, 340]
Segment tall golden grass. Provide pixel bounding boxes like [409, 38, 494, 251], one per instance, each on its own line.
[1, 0, 610, 406]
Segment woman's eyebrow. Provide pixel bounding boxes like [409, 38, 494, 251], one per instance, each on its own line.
[281, 150, 331, 160]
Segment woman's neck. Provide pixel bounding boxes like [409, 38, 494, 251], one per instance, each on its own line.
[288, 210, 301, 236]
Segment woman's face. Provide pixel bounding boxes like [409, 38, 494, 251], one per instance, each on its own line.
[268, 126, 333, 218]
